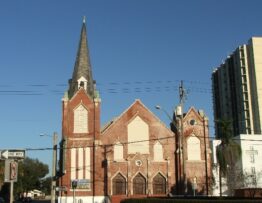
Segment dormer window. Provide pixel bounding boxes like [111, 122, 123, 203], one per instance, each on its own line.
[77, 76, 88, 90]
[80, 81, 85, 88]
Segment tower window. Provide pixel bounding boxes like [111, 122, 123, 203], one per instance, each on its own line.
[79, 81, 85, 88]
[73, 105, 88, 133]
[77, 76, 88, 90]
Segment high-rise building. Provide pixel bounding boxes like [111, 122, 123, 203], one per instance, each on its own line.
[212, 37, 262, 137]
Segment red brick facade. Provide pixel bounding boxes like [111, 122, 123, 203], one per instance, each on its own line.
[101, 100, 176, 198]
[57, 20, 212, 203]
[59, 88, 104, 198]
[182, 107, 212, 195]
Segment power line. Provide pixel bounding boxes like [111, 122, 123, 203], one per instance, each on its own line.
[23, 134, 262, 153]
[0, 86, 212, 96]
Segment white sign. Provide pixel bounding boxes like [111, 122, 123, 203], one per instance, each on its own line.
[8, 151, 25, 158]
[1, 150, 8, 159]
[1, 150, 25, 159]
[55, 186, 67, 192]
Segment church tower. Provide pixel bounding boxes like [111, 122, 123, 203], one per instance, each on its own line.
[58, 18, 104, 203]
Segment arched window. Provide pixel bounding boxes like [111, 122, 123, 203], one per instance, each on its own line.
[113, 173, 126, 195]
[153, 173, 166, 194]
[187, 135, 201, 160]
[74, 105, 88, 133]
[114, 142, 123, 160]
[154, 141, 163, 161]
[133, 173, 146, 195]
[128, 116, 149, 154]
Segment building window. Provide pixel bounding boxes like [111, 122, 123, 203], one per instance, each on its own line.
[114, 142, 123, 161]
[153, 173, 166, 194]
[133, 173, 146, 195]
[154, 141, 163, 161]
[113, 173, 126, 195]
[77, 76, 87, 90]
[127, 116, 149, 154]
[187, 135, 201, 160]
[73, 105, 88, 133]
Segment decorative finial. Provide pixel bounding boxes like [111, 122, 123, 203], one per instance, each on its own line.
[83, 16, 86, 24]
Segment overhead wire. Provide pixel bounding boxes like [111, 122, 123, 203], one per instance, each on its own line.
[23, 132, 262, 153]
[0, 79, 212, 96]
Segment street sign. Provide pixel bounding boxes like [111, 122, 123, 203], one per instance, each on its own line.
[4, 159, 18, 182]
[55, 186, 67, 192]
[1, 149, 25, 160]
[1, 150, 8, 159]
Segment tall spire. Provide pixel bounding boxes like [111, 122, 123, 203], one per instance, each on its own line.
[69, 18, 95, 98]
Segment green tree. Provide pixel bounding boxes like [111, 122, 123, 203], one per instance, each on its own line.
[16, 157, 49, 194]
[0, 157, 49, 199]
[216, 119, 242, 196]
[40, 176, 52, 195]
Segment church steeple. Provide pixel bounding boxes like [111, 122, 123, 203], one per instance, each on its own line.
[68, 17, 95, 98]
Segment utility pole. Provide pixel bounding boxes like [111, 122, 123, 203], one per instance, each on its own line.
[51, 132, 58, 203]
[178, 80, 187, 195]
[203, 117, 209, 195]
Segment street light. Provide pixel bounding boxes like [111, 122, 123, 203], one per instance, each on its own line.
[40, 132, 58, 203]
[155, 105, 174, 122]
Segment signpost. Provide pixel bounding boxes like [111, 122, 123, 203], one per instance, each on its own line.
[1, 149, 25, 203]
[55, 186, 67, 192]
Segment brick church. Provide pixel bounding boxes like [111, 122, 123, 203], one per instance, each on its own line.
[57, 19, 212, 203]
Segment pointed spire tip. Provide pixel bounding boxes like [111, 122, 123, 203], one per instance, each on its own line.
[83, 16, 86, 24]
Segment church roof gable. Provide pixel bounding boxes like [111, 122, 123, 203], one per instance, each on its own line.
[183, 106, 204, 122]
[101, 99, 174, 135]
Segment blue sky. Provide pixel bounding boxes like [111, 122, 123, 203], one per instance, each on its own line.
[1, 0, 262, 173]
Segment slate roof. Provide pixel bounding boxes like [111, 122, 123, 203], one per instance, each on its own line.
[69, 18, 95, 98]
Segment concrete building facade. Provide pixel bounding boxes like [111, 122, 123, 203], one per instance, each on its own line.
[211, 37, 262, 196]
[212, 37, 262, 137]
[236, 134, 262, 188]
